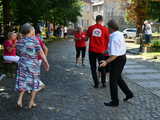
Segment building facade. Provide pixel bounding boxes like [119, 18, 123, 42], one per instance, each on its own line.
[76, 0, 128, 30]
[77, 0, 94, 30]
[104, 0, 128, 29]
[92, 0, 104, 20]
[92, 0, 128, 29]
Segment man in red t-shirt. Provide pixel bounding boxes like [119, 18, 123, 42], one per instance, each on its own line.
[87, 15, 110, 88]
[74, 27, 87, 66]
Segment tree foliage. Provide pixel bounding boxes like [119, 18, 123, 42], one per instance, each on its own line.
[126, 0, 160, 30]
[149, 1, 160, 22]
[11, 0, 82, 25]
[126, 0, 160, 33]
[0, 0, 82, 36]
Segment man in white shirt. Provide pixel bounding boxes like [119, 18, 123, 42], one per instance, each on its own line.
[100, 20, 134, 107]
[143, 20, 152, 44]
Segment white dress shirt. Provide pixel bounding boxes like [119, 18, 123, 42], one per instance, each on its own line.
[108, 31, 126, 56]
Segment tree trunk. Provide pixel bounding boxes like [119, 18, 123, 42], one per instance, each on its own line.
[136, 0, 148, 52]
[2, 0, 12, 39]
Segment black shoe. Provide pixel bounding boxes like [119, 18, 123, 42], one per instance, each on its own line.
[94, 84, 99, 88]
[123, 94, 134, 102]
[104, 101, 119, 107]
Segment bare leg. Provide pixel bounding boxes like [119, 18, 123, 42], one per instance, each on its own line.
[29, 91, 38, 109]
[17, 91, 25, 107]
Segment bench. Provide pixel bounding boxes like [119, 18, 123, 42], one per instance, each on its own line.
[3, 61, 17, 78]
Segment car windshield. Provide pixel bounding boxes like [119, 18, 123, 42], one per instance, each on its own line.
[126, 29, 137, 32]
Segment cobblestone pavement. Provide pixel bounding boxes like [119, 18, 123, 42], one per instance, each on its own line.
[0, 40, 160, 120]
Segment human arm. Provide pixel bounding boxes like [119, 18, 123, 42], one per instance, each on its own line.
[39, 50, 50, 71]
[100, 56, 118, 67]
[74, 33, 81, 41]
[35, 39, 49, 71]
[100, 32, 126, 67]
[39, 39, 48, 56]
[74, 37, 81, 41]
[43, 45, 48, 56]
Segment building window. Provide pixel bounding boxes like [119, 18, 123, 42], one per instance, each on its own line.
[93, 6, 98, 12]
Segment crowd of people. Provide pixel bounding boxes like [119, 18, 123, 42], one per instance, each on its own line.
[74, 15, 134, 107]
[2, 15, 134, 109]
[55, 26, 68, 38]
[3, 23, 49, 109]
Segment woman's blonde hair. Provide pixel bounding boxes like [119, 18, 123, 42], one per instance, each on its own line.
[8, 32, 17, 39]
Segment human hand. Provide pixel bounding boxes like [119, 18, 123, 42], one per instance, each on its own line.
[43, 62, 50, 72]
[99, 60, 108, 67]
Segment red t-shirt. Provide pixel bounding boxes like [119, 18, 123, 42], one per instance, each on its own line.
[3, 40, 16, 56]
[87, 24, 109, 54]
[36, 36, 46, 60]
[74, 32, 86, 48]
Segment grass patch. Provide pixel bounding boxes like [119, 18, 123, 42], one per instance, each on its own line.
[142, 52, 160, 59]
[152, 32, 160, 37]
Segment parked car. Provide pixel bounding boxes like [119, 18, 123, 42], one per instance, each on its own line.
[123, 28, 137, 39]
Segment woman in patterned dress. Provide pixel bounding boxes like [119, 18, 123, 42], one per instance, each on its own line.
[16, 23, 50, 109]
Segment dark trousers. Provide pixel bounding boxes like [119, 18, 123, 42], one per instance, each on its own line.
[76, 47, 86, 58]
[144, 34, 152, 44]
[110, 55, 133, 102]
[89, 52, 107, 86]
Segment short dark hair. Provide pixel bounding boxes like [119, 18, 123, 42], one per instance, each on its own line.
[76, 27, 82, 32]
[96, 15, 103, 22]
[35, 29, 41, 35]
[107, 20, 119, 31]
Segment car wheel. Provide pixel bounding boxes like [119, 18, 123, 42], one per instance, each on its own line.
[124, 34, 128, 39]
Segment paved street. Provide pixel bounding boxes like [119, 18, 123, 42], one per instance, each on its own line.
[0, 40, 160, 120]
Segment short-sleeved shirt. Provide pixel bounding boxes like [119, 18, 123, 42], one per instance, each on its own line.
[108, 31, 126, 56]
[74, 32, 86, 48]
[3, 40, 16, 56]
[87, 24, 109, 54]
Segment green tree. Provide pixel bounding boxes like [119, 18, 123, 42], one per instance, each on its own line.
[148, 1, 160, 22]
[11, 0, 50, 25]
[126, 0, 160, 32]
[126, 0, 149, 33]
[0, 0, 82, 37]
[11, 0, 82, 26]
[44, 0, 82, 25]
[2, 0, 12, 38]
